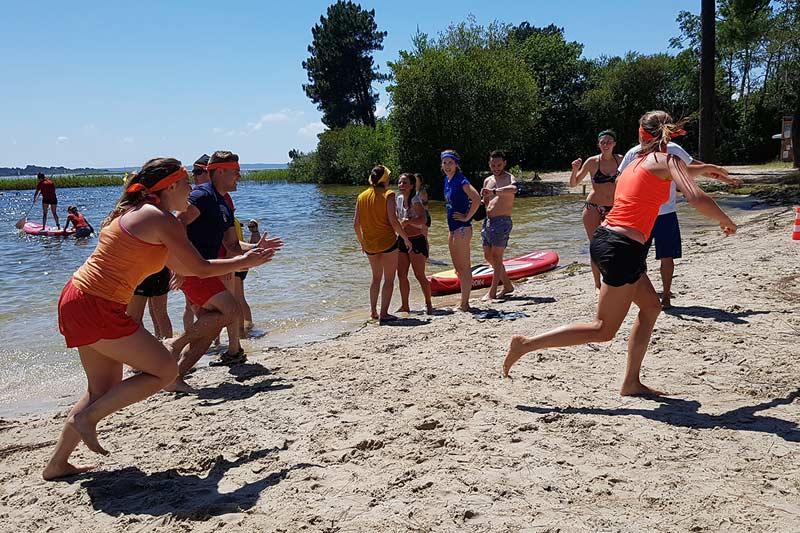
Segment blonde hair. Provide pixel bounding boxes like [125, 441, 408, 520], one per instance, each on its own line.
[638, 111, 689, 156]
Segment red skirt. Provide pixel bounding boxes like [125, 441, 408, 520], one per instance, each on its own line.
[58, 278, 140, 348]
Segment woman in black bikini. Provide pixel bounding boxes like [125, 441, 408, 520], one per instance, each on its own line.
[570, 129, 623, 290]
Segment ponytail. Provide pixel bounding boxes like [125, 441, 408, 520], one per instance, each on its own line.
[102, 158, 182, 228]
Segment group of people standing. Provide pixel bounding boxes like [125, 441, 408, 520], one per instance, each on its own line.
[353, 149, 519, 320]
[44, 151, 281, 481]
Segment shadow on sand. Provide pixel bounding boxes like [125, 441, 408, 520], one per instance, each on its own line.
[517, 389, 800, 442]
[664, 305, 770, 325]
[75, 448, 318, 519]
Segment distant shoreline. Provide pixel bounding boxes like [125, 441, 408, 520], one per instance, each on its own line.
[0, 163, 288, 178]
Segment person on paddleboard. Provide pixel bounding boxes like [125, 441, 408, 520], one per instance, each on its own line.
[64, 205, 93, 238]
[480, 150, 518, 301]
[503, 111, 737, 396]
[33, 172, 60, 230]
[569, 130, 623, 290]
[44, 157, 280, 480]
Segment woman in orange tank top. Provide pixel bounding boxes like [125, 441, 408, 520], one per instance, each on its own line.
[44, 158, 282, 481]
[503, 111, 737, 397]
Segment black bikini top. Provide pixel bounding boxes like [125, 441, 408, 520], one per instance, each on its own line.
[592, 155, 622, 184]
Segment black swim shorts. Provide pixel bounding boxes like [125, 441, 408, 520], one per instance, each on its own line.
[133, 267, 171, 297]
[590, 226, 647, 287]
[235, 271, 248, 281]
[397, 235, 429, 258]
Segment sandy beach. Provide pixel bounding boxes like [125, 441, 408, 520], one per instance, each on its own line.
[1, 200, 799, 532]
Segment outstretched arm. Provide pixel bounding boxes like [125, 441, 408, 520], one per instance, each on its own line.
[668, 156, 736, 236]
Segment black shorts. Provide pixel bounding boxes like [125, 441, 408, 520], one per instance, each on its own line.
[365, 240, 399, 256]
[590, 227, 647, 287]
[42, 199, 57, 205]
[397, 235, 429, 258]
[75, 227, 92, 239]
[235, 271, 248, 281]
[133, 267, 171, 297]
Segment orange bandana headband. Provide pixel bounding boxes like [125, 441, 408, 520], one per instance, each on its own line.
[204, 161, 240, 171]
[639, 125, 687, 142]
[126, 167, 188, 196]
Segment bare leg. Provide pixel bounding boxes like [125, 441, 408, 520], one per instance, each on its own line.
[409, 250, 433, 313]
[235, 276, 253, 333]
[51, 204, 60, 229]
[378, 250, 398, 320]
[396, 251, 411, 312]
[503, 281, 637, 377]
[582, 207, 603, 290]
[170, 290, 238, 386]
[44, 329, 177, 476]
[620, 274, 664, 396]
[126, 295, 147, 326]
[366, 254, 382, 320]
[220, 274, 241, 355]
[42, 203, 48, 228]
[659, 258, 675, 309]
[148, 294, 173, 339]
[493, 246, 514, 297]
[449, 227, 473, 311]
[482, 245, 499, 300]
[182, 295, 194, 332]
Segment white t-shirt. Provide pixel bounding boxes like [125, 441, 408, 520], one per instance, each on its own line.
[618, 142, 694, 215]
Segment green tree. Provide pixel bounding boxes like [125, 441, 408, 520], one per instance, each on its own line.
[313, 120, 398, 184]
[388, 20, 540, 196]
[302, 1, 388, 129]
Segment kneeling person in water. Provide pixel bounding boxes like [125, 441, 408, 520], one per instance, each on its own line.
[64, 205, 94, 238]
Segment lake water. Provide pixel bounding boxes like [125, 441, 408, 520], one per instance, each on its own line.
[0, 182, 764, 417]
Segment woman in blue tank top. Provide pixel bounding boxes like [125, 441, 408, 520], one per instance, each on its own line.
[441, 150, 481, 311]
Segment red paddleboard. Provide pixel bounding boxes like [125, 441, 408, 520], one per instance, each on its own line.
[428, 249, 559, 295]
[22, 222, 76, 237]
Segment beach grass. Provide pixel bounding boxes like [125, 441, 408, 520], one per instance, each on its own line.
[240, 168, 294, 183]
[0, 174, 126, 191]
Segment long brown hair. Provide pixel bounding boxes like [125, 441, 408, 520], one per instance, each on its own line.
[637, 111, 689, 156]
[102, 157, 182, 228]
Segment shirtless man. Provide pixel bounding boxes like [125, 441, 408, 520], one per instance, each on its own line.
[480, 150, 518, 300]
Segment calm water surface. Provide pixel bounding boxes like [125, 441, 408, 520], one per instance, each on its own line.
[0, 183, 764, 416]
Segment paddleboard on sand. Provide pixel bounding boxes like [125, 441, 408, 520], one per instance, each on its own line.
[22, 222, 76, 237]
[428, 249, 559, 295]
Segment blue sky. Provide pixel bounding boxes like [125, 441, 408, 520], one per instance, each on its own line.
[1, 0, 699, 168]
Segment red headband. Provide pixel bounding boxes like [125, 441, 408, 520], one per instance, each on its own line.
[204, 161, 240, 171]
[126, 167, 188, 200]
[639, 125, 687, 142]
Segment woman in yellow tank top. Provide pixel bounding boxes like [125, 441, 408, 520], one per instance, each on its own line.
[43, 158, 283, 481]
[353, 166, 412, 322]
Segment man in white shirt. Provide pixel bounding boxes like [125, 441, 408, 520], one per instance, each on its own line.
[618, 142, 740, 308]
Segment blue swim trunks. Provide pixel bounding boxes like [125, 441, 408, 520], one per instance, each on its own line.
[481, 215, 513, 248]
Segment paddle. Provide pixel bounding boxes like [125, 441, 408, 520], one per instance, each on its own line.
[14, 200, 35, 230]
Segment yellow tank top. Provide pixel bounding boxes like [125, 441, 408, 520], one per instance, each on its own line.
[357, 186, 397, 254]
[234, 217, 244, 242]
[72, 215, 168, 304]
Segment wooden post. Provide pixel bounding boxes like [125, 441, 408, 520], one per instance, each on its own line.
[699, 0, 716, 161]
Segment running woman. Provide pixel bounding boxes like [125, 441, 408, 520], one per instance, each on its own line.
[503, 112, 737, 396]
[44, 157, 278, 480]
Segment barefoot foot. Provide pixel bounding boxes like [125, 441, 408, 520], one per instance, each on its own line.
[43, 461, 95, 481]
[481, 293, 496, 302]
[396, 306, 411, 313]
[498, 286, 515, 298]
[620, 382, 665, 397]
[66, 413, 108, 456]
[503, 335, 529, 377]
[163, 378, 196, 394]
[425, 305, 434, 315]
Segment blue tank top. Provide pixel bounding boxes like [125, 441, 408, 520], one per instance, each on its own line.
[444, 173, 472, 232]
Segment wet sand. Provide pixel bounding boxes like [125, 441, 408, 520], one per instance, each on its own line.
[1, 201, 798, 531]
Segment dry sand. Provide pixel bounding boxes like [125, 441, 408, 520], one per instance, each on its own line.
[1, 201, 799, 532]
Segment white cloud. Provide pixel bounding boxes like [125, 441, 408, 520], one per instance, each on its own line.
[56, 136, 69, 144]
[224, 130, 235, 137]
[121, 137, 135, 144]
[248, 109, 304, 131]
[376, 104, 389, 118]
[212, 127, 224, 134]
[298, 122, 326, 137]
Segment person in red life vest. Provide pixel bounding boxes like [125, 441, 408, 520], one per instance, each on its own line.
[33, 172, 60, 229]
[43, 157, 280, 480]
[503, 111, 737, 396]
[64, 205, 94, 238]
